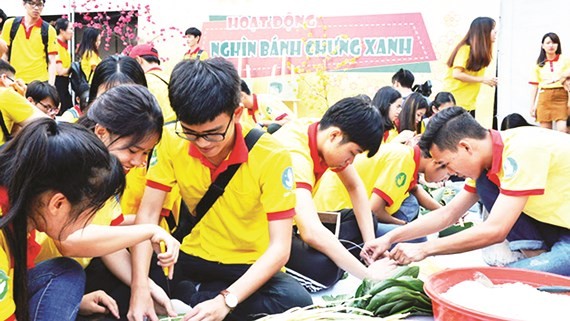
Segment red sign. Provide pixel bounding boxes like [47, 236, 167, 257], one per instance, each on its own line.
[202, 13, 436, 78]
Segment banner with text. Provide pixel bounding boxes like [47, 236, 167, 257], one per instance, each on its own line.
[202, 13, 436, 78]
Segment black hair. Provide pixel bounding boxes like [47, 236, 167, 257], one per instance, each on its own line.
[140, 54, 161, 65]
[88, 55, 147, 105]
[25, 80, 60, 108]
[320, 95, 382, 157]
[169, 58, 241, 125]
[398, 92, 428, 133]
[500, 113, 534, 130]
[372, 86, 402, 132]
[78, 84, 163, 150]
[0, 9, 7, 30]
[185, 27, 202, 38]
[427, 91, 456, 117]
[76, 27, 101, 60]
[391, 68, 415, 89]
[419, 106, 487, 157]
[0, 59, 16, 76]
[0, 118, 125, 321]
[54, 17, 69, 35]
[240, 79, 251, 95]
[537, 32, 562, 67]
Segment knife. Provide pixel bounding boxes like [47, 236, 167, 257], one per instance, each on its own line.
[159, 241, 171, 297]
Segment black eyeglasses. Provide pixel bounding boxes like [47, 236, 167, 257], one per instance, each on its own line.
[36, 100, 59, 114]
[26, 1, 45, 8]
[3, 74, 15, 83]
[175, 115, 233, 142]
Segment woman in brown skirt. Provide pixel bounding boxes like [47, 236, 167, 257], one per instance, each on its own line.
[529, 32, 570, 132]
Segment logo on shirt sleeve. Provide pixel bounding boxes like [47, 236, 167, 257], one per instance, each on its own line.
[282, 167, 294, 190]
[0, 270, 8, 301]
[503, 157, 518, 179]
[395, 172, 407, 187]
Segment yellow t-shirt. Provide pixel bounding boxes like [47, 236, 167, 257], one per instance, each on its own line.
[34, 198, 123, 268]
[120, 166, 182, 233]
[183, 47, 209, 60]
[80, 51, 101, 83]
[146, 122, 295, 264]
[0, 18, 58, 83]
[442, 45, 487, 111]
[0, 87, 36, 145]
[314, 144, 420, 214]
[0, 230, 16, 321]
[272, 119, 333, 194]
[464, 128, 570, 228]
[56, 38, 71, 70]
[145, 68, 176, 123]
[529, 54, 570, 89]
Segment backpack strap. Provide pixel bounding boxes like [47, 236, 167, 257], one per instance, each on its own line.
[0, 111, 11, 143]
[148, 72, 169, 86]
[7, 17, 23, 61]
[170, 128, 265, 241]
[8, 17, 50, 65]
[196, 49, 204, 60]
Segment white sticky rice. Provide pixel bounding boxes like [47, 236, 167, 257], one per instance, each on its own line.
[442, 280, 569, 320]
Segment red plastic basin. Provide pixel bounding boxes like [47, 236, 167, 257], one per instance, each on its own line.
[424, 266, 570, 321]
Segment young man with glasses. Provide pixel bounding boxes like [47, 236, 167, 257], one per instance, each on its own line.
[0, 59, 47, 145]
[25, 80, 60, 119]
[0, 0, 58, 85]
[129, 57, 312, 321]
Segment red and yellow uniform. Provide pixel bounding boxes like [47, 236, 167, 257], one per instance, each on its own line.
[443, 45, 486, 111]
[145, 67, 176, 123]
[272, 119, 345, 194]
[242, 94, 293, 128]
[34, 198, 123, 268]
[0, 187, 42, 321]
[464, 128, 570, 228]
[80, 51, 101, 84]
[56, 38, 71, 71]
[529, 54, 570, 122]
[146, 122, 295, 264]
[120, 166, 181, 232]
[0, 87, 36, 145]
[382, 128, 399, 144]
[0, 18, 58, 83]
[314, 144, 420, 213]
[183, 47, 209, 60]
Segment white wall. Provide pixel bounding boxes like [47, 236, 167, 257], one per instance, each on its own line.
[497, 0, 570, 125]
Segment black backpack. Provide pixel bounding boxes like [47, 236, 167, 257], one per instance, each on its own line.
[8, 16, 50, 65]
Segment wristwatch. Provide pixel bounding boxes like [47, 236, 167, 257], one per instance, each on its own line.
[220, 289, 238, 310]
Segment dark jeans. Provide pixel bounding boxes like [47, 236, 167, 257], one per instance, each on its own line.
[286, 209, 372, 290]
[174, 253, 312, 321]
[476, 170, 570, 276]
[29, 257, 85, 321]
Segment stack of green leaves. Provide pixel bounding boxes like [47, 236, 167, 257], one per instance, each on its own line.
[352, 266, 432, 317]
